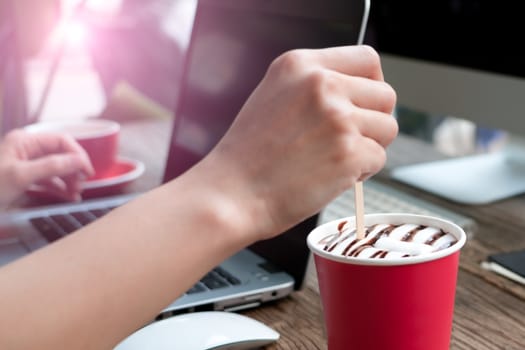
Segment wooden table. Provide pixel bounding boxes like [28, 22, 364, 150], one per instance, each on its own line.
[248, 134, 525, 350]
[18, 118, 525, 349]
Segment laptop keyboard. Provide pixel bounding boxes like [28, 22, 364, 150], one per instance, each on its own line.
[186, 266, 241, 294]
[29, 207, 114, 243]
[29, 206, 241, 295]
[321, 179, 477, 236]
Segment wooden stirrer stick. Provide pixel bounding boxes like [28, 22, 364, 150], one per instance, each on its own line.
[350, 0, 370, 240]
[354, 181, 365, 240]
[353, 0, 369, 240]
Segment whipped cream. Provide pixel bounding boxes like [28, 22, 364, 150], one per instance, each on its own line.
[317, 220, 458, 259]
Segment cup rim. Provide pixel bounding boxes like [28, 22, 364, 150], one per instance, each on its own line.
[307, 213, 467, 266]
[24, 119, 120, 139]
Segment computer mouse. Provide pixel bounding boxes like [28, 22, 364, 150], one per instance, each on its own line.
[113, 311, 280, 350]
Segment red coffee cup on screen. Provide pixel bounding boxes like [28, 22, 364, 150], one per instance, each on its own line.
[307, 213, 467, 350]
[25, 118, 120, 178]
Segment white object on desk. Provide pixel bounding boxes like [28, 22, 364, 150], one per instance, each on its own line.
[481, 261, 525, 286]
[114, 311, 280, 350]
[391, 149, 525, 205]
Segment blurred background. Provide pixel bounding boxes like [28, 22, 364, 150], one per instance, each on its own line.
[0, 0, 197, 134]
[0, 0, 506, 158]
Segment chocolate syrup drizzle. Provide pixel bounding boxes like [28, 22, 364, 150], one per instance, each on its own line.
[318, 220, 457, 259]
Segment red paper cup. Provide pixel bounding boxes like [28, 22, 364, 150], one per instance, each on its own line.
[25, 118, 120, 178]
[307, 213, 467, 350]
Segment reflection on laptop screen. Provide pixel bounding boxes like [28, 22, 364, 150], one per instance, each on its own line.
[163, 0, 367, 289]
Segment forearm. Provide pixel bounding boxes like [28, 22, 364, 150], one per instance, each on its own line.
[0, 165, 253, 349]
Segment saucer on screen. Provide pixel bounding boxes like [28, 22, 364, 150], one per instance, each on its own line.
[26, 157, 144, 200]
[83, 156, 144, 189]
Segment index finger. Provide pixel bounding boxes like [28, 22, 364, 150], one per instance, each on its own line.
[24, 131, 87, 161]
[33, 132, 85, 155]
[29, 132, 95, 176]
[306, 45, 385, 81]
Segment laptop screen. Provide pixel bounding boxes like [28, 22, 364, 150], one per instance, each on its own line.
[163, 0, 366, 289]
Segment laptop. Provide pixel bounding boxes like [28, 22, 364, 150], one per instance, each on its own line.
[0, 0, 368, 317]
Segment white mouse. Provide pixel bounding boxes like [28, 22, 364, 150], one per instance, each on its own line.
[114, 311, 280, 350]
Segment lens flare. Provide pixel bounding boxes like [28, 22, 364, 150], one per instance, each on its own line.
[57, 19, 89, 47]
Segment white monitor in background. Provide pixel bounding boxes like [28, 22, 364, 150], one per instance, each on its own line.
[366, 1, 525, 205]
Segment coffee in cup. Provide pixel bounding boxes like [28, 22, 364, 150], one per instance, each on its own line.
[307, 213, 467, 350]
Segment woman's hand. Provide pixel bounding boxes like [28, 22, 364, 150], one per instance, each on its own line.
[201, 45, 398, 239]
[0, 129, 94, 208]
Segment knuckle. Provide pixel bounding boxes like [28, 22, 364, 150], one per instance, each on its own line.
[269, 49, 307, 75]
[359, 45, 382, 70]
[336, 133, 361, 163]
[379, 114, 399, 146]
[306, 70, 333, 102]
[388, 117, 400, 141]
[380, 82, 397, 112]
[304, 71, 345, 120]
[376, 147, 387, 167]
[367, 149, 387, 177]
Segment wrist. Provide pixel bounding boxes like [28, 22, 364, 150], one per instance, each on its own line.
[162, 163, 264, 252]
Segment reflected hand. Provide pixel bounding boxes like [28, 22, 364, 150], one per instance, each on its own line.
[0, 129, 94, 208]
